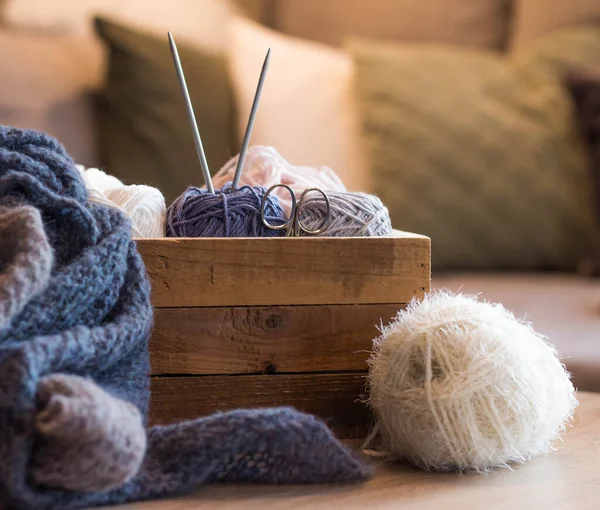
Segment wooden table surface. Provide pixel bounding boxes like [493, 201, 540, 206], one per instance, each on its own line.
[109, 391, 600, 510]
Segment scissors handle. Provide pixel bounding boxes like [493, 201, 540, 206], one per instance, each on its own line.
[261, 183, 296, 235]
[296, 188, 331, 236]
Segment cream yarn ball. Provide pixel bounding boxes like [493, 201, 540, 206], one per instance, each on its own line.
[77, 166, 166, 238]
[368, 291, 577, 472]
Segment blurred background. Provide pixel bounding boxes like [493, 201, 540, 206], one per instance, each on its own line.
[0, 0, 599, 389]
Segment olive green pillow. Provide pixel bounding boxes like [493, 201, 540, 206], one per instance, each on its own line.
[348, 28, 600, 272]
[94, 17, 237, 204]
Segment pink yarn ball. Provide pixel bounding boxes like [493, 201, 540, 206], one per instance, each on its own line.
[210, 146, 347, 215]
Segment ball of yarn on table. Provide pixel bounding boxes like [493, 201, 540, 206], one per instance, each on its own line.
[368, 291, 577, 472]
[77, 166, 166, 238]
[211, 146, 347, 215]
[298, 190, 392, 237]
[166, 184, 286, 237]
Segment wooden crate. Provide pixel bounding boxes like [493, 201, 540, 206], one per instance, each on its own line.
[137, 230, 430, 439]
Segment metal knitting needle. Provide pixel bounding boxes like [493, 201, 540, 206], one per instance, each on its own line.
[168, 31, 214, 193]
[231, 48, 271, 192]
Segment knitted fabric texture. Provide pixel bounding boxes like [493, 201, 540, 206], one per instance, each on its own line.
[0, 126, 371, 510]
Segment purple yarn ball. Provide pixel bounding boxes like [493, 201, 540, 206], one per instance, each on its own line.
[166, 184, 286, 238]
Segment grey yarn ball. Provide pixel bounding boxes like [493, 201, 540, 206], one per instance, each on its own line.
[298, 191, 393, 237]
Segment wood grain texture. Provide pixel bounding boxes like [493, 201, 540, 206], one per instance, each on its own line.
[150, 304, 402, 375]
[149, 373, 370, 438]
[104, 391, 600, 510]
[137, 230, 430, 308]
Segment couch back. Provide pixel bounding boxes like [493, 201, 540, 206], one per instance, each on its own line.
[248, 0, 600, 51]
[1, 0, 600, 169]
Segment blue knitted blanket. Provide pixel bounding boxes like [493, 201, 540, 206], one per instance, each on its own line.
[0, 126, 371, 509]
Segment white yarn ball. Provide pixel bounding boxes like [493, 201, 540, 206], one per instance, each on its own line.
[368, 291, 577, 472]
[76, 166, 166, 238]
[105, 186, 166, 238]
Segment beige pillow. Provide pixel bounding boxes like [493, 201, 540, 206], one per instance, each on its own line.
[348, 29, 600, 271]
[512, 0, 600, 50]
[272, 0, 512, 50]
[0, 28, 104, 165]
[227, 17, 369, 192]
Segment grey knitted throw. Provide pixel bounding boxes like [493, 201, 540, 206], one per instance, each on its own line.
[0, 126, 371, 510]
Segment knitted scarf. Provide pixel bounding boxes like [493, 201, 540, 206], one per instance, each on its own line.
[0, 126, 371, 510]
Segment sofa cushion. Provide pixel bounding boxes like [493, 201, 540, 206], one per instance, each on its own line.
[348, 29, 600, 272]
[433, 273, 600, 392]
[228, 17, 368, 192]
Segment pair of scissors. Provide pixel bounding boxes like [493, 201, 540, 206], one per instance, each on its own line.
[261, 184, 331, 237]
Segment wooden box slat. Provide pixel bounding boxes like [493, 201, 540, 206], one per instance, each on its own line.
[137, 231, 430, 308]
[140, 231, 430, 438]
[150, 373, 370, 439]
[150, 304, 403, 375]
